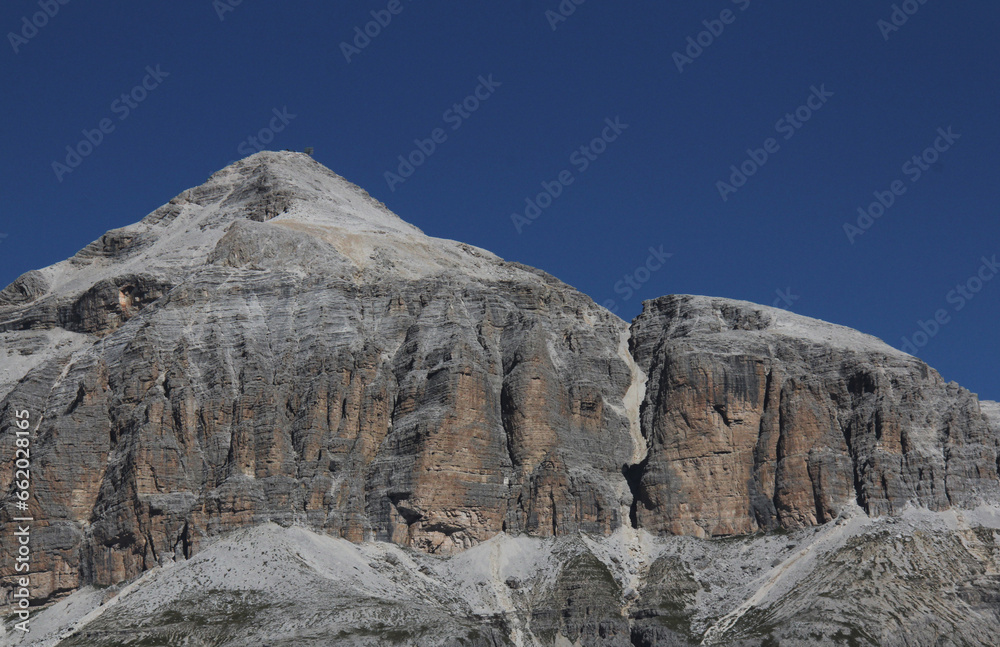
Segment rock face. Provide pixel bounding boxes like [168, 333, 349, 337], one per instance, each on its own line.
[0, 152, 639, 600]
[1, 151, 998, 629]
[628, 295, 1000, 538]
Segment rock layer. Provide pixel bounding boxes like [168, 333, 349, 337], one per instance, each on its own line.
[0, 153, 637, 598]
[1, 152, 997, 604]
[628, 295, 1000, 538]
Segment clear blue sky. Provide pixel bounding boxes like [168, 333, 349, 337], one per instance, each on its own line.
[1, 1, 998, 399]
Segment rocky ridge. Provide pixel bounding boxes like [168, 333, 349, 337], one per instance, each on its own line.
[1, 151, 998, 645]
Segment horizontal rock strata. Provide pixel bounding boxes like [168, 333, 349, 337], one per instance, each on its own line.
[1, 152, 997, 604]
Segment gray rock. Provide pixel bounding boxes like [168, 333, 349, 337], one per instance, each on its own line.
[0, 152, 636, 596]
[1, 152, 998, 646]
[627, 295, 1000, 538]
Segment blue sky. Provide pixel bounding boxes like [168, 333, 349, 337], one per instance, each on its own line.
[1, 1, 998, 399]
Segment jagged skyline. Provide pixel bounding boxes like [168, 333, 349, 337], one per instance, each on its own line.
[2, 3, 997, 400]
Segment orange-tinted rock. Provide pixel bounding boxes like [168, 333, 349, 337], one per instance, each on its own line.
[2, 154, 997, 607]
[629, 295, 1000, 537]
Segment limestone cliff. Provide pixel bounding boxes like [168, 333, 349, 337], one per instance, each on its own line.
[1, 152, 998, 639]
[0, 152, 638, 600]
[628, 295, 1000, 538]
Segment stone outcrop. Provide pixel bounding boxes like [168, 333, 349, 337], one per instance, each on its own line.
[1, 151, 997, 608]
[0, 153, 637, 599]
[628, 295, 1000, 538]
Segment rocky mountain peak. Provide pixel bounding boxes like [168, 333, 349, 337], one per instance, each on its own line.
[2, 153, 998, 645]
[0, 154, 549, 351]
[199, 150, 422, 234]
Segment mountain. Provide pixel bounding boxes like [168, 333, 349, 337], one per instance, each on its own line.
[2, 152, 999, 646]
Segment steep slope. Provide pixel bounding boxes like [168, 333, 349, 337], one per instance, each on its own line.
[9, 509, 1000, 646]
[1, 152, 999, 646]
[982, 401, 1000, 435]
[0, 152, 638, 599]
[628, 295, 1000, 538]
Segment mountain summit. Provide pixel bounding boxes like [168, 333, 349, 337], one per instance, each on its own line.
[2, 153, 999, 646]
